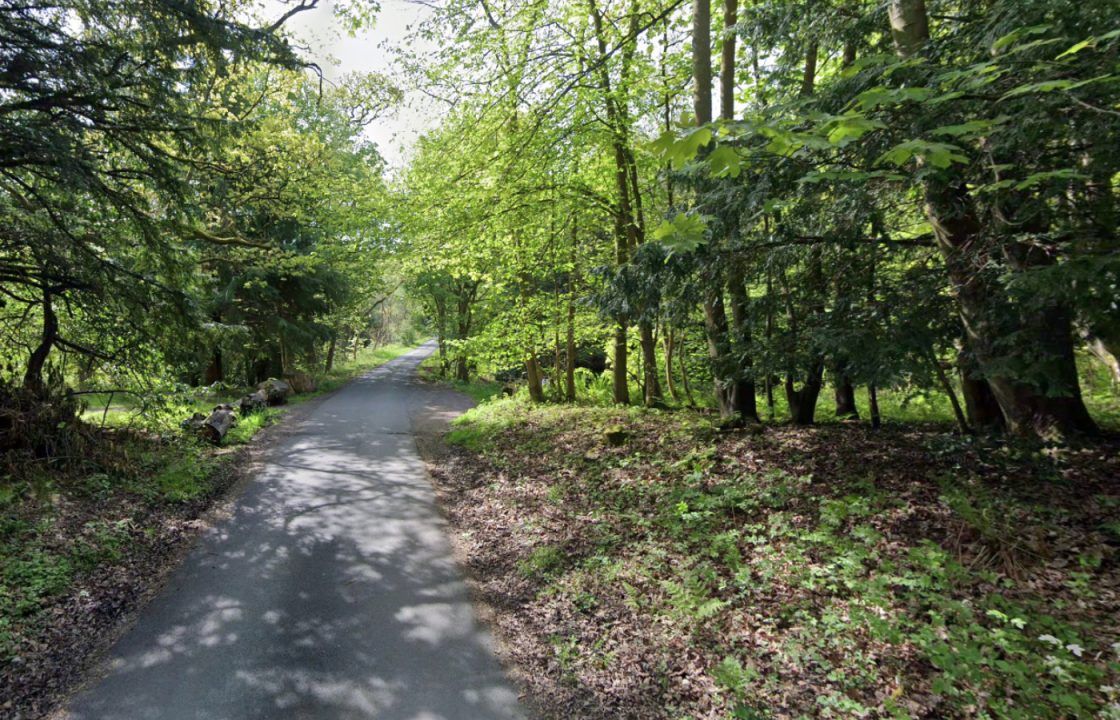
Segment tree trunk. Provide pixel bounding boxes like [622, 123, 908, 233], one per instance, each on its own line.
[889, 0, 1096, 438]
[612, 323, 630, 404]
[727, 272, 758, 421]
[719, 13, 759, 423]
[800, 40, 818, 97]
[526, 353, 545, 402]
[199, 406, 235, 445]
[692, 0, 712, 128]
[435, 296, 449, 377]
[703, 294, 736, 418]
[640, 322, 661, 406]
[24, 288, 57, 399]
[663, 326, 680, 401]
[958, 348, 1005, 431]
[325, 333, 337, 372]
[589, 0, 641, 406]
[888, 0, 930, 57]
[719, 0, 737, 121]
[928, 350, 970, 434]
[785, 359, 824, 425]
[834, 373, 859, 419]
[868, 384, 882, 429]
[695, 0, 738, 421]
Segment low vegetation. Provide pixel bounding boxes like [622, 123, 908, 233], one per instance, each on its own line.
[431, 396, 1120, 719]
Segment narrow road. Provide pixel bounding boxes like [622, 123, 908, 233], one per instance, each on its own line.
[65, 344, 525, 720]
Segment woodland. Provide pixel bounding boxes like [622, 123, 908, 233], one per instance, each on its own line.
[1, 0, 1119, 718]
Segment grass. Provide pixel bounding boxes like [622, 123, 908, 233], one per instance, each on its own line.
[435, 395, 1120, 719]
[417, 354, 504, 404]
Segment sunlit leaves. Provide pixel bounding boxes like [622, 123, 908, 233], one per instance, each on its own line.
[1000, 74, 1112, 100]
[651, 126, 713, 170]
[652, 213, 708, 255]
[820, 114, 886, 147]
[878, 140, 969, 169]
[707, 146, 741, 178]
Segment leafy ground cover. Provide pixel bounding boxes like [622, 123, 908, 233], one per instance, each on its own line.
[428, 397, 1120, 719]
[0, 342, 416, 719]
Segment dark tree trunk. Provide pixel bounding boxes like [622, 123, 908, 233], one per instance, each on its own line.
[928, 350, 970, 434]
[727, 268, 759, 422]
[612, 322, 630, 404]
[204, 349, 224, 385]
[834, 374, 859, 419]
[325, 333, 337, 372]
[24, 288, 58, 399]
[785, 359, 824, 426]
[678, 329, 696, 407]
[868, 384, 882, 429]
[890, 0, 1096, 439]
[639, 321, 661, 406]
[526, 353, 545, 403]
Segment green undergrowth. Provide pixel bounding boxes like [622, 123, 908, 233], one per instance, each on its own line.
[444, 396, 1120, 719]
[442, 350, 1119, 432]
[0, 439, 232, 661]
[417, 354, 504, 405]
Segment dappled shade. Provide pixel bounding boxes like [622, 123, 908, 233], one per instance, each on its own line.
[66, 349, 522, 720]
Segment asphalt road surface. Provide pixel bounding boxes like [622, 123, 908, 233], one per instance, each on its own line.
[64, 343, 525, 720]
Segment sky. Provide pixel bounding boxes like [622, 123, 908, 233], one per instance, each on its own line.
[261, 0, 438, 168]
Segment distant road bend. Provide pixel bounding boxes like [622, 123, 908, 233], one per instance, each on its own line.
[64, 343, 526, 720]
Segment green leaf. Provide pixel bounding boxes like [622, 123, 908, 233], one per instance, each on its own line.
[992, 24, 1051, 52]
[930, 117, 1008, 138]
[878, 140, 969, 168]
[652, 213, 708, 254]
[1056, 38, 1094, 60]
[707, 145, 741, 178]
[1012, 169, 1089, 190]
[825, 115, 885, 146]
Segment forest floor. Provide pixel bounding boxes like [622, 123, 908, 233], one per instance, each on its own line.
[425, 396, 1120, 719]
[0, 343, 417, 720]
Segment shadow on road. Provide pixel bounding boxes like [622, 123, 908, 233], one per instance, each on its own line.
[65, 348, 524, 720]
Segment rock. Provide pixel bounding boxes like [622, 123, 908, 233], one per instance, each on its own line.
[604, 425, 629, 447]
[238, 390, 268, 415]
[284, 372, 317, 394]
[257, 378, 291, 406]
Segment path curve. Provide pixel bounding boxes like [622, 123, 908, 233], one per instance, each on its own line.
[64, 343, 525, 720]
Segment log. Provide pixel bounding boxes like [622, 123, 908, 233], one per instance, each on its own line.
[257, 378, 291, 406]
[198, 405, 235, 445]
[239, 389, 268, 415]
